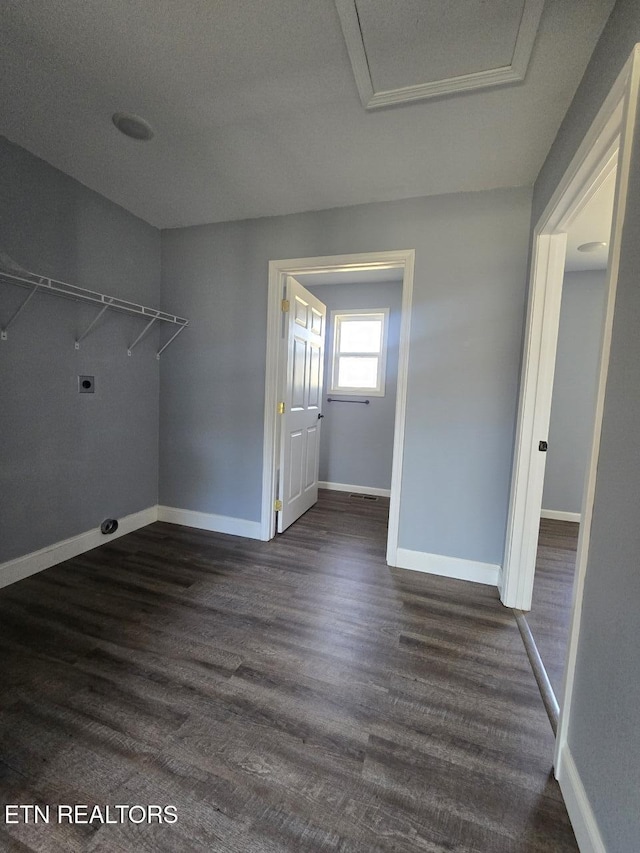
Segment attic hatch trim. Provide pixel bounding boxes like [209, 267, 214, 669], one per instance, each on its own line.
[334, 0, 545, 110]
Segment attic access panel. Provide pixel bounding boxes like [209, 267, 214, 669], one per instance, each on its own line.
[335, 0, 544, 109]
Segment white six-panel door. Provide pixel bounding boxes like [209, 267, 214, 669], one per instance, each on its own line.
[277, 277, 326, 532]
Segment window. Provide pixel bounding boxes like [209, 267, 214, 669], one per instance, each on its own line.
[329, 309, 389, 396]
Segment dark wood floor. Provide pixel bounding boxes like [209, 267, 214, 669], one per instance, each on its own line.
[0, 491, 577, 852]
[526, 519, 579, 700]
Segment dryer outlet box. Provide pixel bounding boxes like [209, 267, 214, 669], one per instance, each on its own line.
[78, 375, 95, 393]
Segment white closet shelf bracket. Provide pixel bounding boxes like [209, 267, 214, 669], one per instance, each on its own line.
[157, 323, 187, 359]
[128, 314, 158, 356]
[0, 281, 41, 340]
[0, 267, 189, 356]
[75, 299, 113, 349]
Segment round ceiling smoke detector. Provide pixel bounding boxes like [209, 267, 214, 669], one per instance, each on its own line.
[112, 112, 154, 141]
[577, 241, 608, 253]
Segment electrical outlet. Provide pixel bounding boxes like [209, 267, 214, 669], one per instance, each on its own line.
[78, 375, 95, 394]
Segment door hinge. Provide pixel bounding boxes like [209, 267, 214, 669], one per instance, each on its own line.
[277, 401, 285, 414]
[274, 499, 282, 511]
[539, 440, 548, 452]
[281, 299, 290, 313]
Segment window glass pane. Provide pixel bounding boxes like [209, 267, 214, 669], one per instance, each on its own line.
[337, 356, 379, 389]
[339, 319, 382, 354]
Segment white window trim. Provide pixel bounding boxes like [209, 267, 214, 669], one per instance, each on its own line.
[329, 308, 389, 397]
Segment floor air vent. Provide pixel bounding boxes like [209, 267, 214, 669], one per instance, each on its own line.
[349, 493, 379, 501]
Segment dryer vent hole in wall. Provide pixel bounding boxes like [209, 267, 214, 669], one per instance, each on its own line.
[100, 518, 118, 535]
[349, 493, 379, 501]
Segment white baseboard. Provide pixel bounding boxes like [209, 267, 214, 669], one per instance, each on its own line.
[318, 481, 391, 498]
[558, 746, 606, 853]
[158, 505, 262, 540]
[0, 506, 158, 590]
[541, 509, 581, 523]
[394, 548, 500, 586]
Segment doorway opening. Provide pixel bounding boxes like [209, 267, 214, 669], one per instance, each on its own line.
[501, 44, 640, 783]
[521, 156, 617, 729]
[261, 250, 415, 568]
[295, 269, 402, 514]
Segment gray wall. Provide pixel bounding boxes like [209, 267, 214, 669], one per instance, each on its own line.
[542, 270, 607, 515]
[160, 187, 532, 566]
[306, 280, 401, 491]
[532, 4, 640, 850]
[0, 137, 161, 563]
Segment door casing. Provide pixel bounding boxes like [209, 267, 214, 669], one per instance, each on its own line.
[261, 249, 415, 569]
[501, 44, 640, 782]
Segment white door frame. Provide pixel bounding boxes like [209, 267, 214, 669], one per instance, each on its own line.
[260, 249, 415, 568]
[499, 45, 640, 778]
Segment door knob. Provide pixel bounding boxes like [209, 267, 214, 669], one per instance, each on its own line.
[318, 413, 324, 419]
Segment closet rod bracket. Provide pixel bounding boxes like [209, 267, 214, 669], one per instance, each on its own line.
[1, 284, 40, 341]
[157, 322, 188, 359]
[75, 299, 113, 349]
[128, 315, 159, 356]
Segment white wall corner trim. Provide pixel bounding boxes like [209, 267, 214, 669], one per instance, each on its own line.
[318, 481, 391, 498]
[497, 564, 505, 596]
[541, 509, 582, 523]
[158, 506, 262, 540]
[394, 548, 500, 587]
[0, 506, 158, 590]
[558, 746, 607, 853]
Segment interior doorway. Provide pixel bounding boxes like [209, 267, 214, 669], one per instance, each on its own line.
[523, 162, 616, 724]
[501, 45, 640, 783]
[261, 250, 415, 568]
[298, 269, 402, 494]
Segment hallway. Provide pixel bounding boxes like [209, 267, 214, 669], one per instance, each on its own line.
[528, 518, 579, 700]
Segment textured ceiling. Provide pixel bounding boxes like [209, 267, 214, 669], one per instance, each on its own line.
[0, 0, 614, 228]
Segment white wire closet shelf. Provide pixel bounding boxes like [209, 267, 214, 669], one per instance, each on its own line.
[0, 255, 189, 358]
